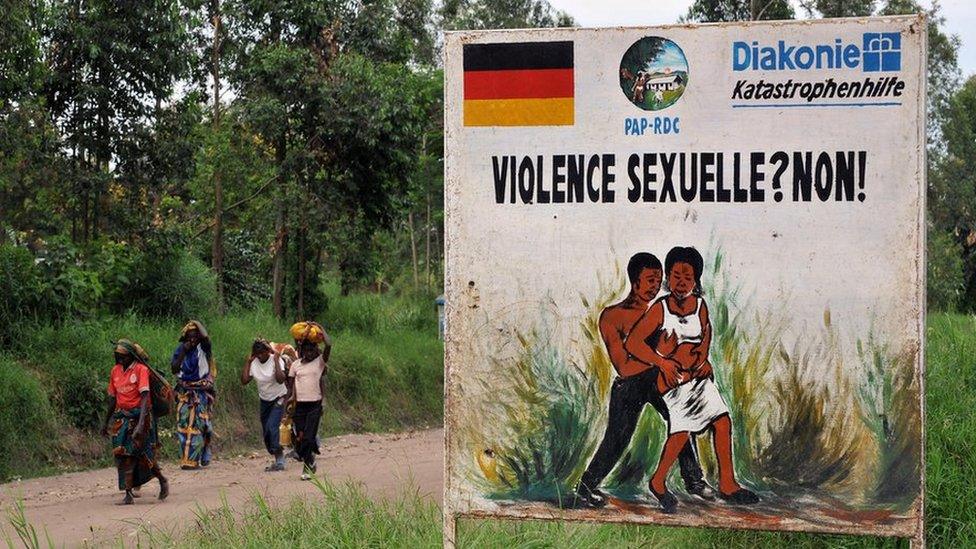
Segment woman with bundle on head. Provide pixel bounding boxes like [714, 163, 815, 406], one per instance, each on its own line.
[241, 338, 288, 472]
[171, 320, 216, 469]
[285, 321, 331, 480]
[626, 246, 759, 514]
[101, 340, 169, 504]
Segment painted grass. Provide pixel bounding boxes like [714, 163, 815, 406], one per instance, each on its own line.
[0, 290, 443, 481]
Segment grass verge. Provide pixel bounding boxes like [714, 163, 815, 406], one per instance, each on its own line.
[0, 288, 443, 481]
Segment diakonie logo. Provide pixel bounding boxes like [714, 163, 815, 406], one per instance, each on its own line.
[732, 33, 901, 73]
[619, 37, 689, 111]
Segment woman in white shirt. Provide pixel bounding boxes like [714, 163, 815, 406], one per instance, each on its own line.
[240, 339, 288, 471]
[626, 246, 759, 513]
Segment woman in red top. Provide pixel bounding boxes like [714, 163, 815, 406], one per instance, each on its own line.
[101, 340, 169, 505]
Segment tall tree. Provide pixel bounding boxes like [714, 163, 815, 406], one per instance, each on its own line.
[929, 77, 976, 307]
[230, 0, 437, 314]
[800, 0, 874, 18]
[683, 0, 795, 22]
[879, 0, 960, 147]
[440, 0, 574, 30]
[209, 0, 226, 311]
[0, 0, 58, 242]
[45, 0, 193, 242]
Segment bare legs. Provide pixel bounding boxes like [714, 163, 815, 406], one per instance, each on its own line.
[651, 414, 756, 509]
[649, 432, 689, 494]
[711, 414, 741, 495]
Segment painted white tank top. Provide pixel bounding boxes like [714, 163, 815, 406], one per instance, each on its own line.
[660, 296, 703, 345]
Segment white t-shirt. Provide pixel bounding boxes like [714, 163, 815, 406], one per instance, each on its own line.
[289, 356, 326, 402]
[250, 356, 287, 402]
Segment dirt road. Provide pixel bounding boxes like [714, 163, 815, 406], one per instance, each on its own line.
[0, 429, 443, 548]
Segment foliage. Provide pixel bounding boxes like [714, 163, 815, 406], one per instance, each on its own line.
[880, 0, 961, 146]
[0, 357, 57, 480]
[33, 238, 104, 320]
[800, 0, 874, 17]
[683, 0, 795, 22]
[218, 230, 271, 310]
[927, 226, 965, 311]
[0, 245, 46, 341]
[440, 0, 574, 30]
[127, 247, 219, 319]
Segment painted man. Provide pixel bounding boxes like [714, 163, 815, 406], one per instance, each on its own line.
[575, 252, 714, 507]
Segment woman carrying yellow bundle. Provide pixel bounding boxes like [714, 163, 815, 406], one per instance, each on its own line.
[285, 321, 331, 480]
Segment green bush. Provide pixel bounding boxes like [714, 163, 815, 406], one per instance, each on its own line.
[128, 250, 218, 318]
[0, 244, 45, 340]
[219, 230, 271, 310]
[320, 283, 437, 336]
[927, 227, 965, 311]
[325, 327, 443, 432]
[33, 238, 104, 320]
[0, 356, 57, 480]
[90, 239, 142, 313]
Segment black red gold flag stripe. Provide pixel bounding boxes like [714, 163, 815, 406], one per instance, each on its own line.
[463, 41, 574, 127]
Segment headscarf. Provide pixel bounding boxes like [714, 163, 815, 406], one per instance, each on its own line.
[180, 320, 209, 342]
[252, 338, 273, 354]
[114, 339, 150, 364]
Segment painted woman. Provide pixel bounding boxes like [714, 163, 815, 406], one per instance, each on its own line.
[626, 246, 759, 513]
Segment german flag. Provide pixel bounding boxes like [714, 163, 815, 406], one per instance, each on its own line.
[463, 41, 574, 127]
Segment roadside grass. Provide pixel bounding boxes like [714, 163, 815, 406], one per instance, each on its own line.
[0, 288, 443, 481]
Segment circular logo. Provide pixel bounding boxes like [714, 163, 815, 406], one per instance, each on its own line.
[129, 373, 138, 384]
[619, 37, 689, 111]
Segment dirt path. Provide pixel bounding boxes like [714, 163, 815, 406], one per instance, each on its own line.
[0, 429, 443, 548]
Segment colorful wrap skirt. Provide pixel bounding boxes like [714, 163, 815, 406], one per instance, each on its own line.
[110, 407, 159, 490]
[175, 379, 215, 468]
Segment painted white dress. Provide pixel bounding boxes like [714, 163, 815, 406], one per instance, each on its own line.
[660, 295, 730, 434]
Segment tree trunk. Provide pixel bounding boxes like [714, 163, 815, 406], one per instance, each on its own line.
[210, 1, 225, 313]
[297, 205, 306, 320]
[408, 211, 419, 290]
[272, 133, 287, 319]
[425, 190, 432, 289]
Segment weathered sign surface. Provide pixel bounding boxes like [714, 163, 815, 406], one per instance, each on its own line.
[443, 15, 925, 544]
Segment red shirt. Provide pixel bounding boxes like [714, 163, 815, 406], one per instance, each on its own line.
[108, 362, 150, 410]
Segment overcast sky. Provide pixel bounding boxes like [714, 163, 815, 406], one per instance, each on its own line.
[546, 0, 976, 78]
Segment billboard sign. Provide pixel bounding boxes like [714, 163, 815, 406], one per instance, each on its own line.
[444, 15, 925, 543]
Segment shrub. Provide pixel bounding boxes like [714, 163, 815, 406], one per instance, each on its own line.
[128, 250, 218, 318]
[220, 230, 271, 310]
[0, 244, 45, 340]
[927, 227, 965, 311]
[89, 239, 142, 313]
[0, 356, 58, 480]
[33, 237, 103, 320]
